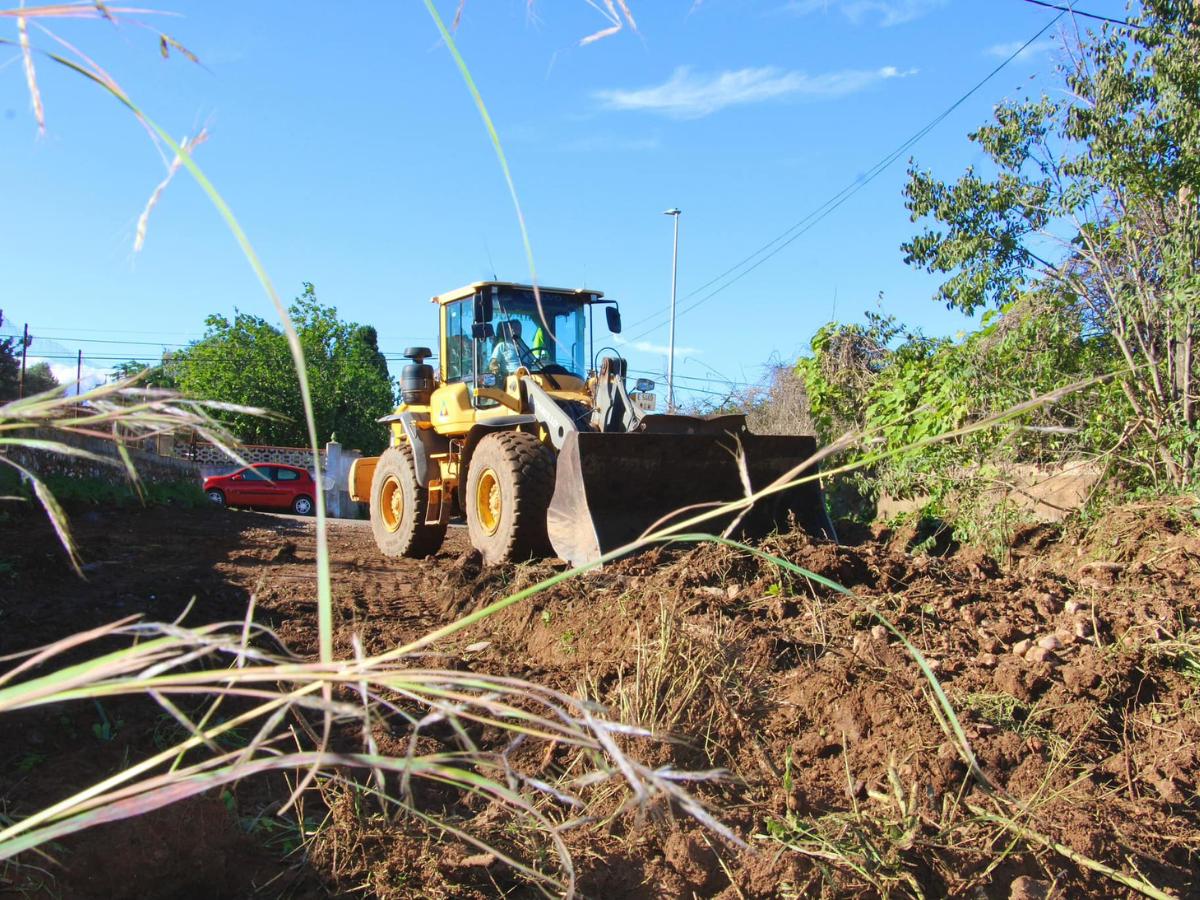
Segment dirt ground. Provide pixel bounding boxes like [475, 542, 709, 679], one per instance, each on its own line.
[1, 500, 1199, 898]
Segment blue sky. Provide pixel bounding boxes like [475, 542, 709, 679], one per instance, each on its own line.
[1, 0, 1129, 406]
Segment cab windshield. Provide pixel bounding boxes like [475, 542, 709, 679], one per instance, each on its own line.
[487, 289, 586, 379]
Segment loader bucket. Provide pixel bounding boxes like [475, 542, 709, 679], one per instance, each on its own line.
[546, 430, 833, 568]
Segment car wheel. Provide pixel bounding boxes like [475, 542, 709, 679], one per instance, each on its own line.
[292, 495, 314, 516]
[206, 489, 226, 508]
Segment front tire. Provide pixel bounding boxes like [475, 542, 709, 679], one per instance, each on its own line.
[206, 489, 226, 508]
[370, 445, 447, 558]
[465, 431, 555, 565]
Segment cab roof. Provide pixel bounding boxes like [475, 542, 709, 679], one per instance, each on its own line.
[431, 281, 604, 306]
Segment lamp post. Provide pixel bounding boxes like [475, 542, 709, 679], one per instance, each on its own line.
[663, 207, 681, 413]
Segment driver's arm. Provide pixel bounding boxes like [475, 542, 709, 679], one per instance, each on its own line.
[516, 338, 537, 369]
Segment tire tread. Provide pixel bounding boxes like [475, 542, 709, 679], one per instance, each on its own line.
[467, 431, 555, 563]
[370, 444, 447, 558]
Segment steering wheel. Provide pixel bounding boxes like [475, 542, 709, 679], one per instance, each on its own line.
[536, 363, 572, 376]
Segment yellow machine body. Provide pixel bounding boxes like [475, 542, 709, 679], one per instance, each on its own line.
[351, 281, 831, 567]
[349, 281, 599, 527]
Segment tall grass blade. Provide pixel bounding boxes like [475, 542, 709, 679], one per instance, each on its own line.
[16, 2, 44, 134]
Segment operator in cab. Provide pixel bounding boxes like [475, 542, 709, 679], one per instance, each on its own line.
[488, 319, 536, 377]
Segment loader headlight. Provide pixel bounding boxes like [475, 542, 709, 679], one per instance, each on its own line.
[635, 378, 655, 393]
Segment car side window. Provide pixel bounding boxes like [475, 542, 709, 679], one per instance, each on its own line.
[275, 468, 300, 482]
[246, 467, 270, 481]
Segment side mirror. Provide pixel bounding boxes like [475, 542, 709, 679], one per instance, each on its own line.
[471, 322, 494, 340]
[635, 378, 655, 393]
[473, 293, 493, 324]
[605, 305, 622, 334]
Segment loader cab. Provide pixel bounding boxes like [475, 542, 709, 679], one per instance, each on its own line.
[436, 282, 613, 391]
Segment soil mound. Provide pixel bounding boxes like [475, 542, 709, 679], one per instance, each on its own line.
[381, 515, 1200, 898]
[3, 501, 1198, 898]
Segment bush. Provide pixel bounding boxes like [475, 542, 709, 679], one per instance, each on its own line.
[796, 293, 1121, 541]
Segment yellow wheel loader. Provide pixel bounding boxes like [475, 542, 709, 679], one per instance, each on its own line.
[348, 282, 833, 567]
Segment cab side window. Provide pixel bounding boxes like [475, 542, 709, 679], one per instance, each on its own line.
[445, 300, 474, 383]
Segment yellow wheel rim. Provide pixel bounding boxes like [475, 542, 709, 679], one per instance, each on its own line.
[380, 475, 403, 533]
[475, 468, 502, 535]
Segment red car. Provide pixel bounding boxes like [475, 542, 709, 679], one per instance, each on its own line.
[203, 464, 316, 516]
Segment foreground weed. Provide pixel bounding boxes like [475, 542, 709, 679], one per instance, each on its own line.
[1146, 628, 1200, 684]
[764, 761, 925, 897]
[595, 601, 741, 751]
[961, 692, 1068, 757]
[89, 701, 122, 743]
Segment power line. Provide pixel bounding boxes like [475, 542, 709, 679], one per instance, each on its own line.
[627, 366, 754, 389]
[621, 11, 1068, 344]
[6, 326, 433, 347]
[30, 336, 189, 347]
[14, 332, 433, 361]
[1018, 0, 1143, 28]
[20, 325, 204, 337]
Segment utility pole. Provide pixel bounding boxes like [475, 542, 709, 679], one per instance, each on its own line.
[17, 324, 28, 399]
[663, 208, 681, 413]
[76, 349, 83, 394]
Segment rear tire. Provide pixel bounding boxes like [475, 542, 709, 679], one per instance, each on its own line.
[292, 494, 314, 516]
[370, 445, 447, 558]
[465, 431, 555, 565]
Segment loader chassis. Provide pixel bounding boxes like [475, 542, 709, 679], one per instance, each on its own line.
[348, 281, 831, 567]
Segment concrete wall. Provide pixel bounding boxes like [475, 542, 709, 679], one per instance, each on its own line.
[177, 441, 326, 477]
[3, 428, 201, 487]
[323, 441, 365, 519]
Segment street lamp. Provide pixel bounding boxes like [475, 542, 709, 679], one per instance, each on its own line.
[663, 207, 681, 413]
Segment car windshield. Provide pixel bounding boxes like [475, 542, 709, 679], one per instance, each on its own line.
[488, 289, 587, 379]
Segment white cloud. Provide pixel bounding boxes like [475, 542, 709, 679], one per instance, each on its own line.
[595, 65, 917, 119]
[29, 357, 109, 396]
[985, 39, 1056, 62]
[782, 0, 946, 27]
[614, 336, 702, 356]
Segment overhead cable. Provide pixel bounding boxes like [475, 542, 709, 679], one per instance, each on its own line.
[1019, 0, 1143, 28]
[621, 10, 1068, 344]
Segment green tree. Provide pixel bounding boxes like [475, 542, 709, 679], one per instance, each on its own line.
[174, 284, 395, 453]
[0, 353, 58, 400]
[0, 338, 20, 401]
[902, 2, 1200, 488]
[111, 355, 181, 389]
[22, 362, 60, 396]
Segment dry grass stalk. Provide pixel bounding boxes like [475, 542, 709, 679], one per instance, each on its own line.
[134, 127, 209, 252]
[0, 616, 737, 895]
[16, 1, 43, 134]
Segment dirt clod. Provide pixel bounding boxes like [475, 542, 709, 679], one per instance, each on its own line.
[1009, 874, 1050, 900]
[1024, 645, 1057, 664]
